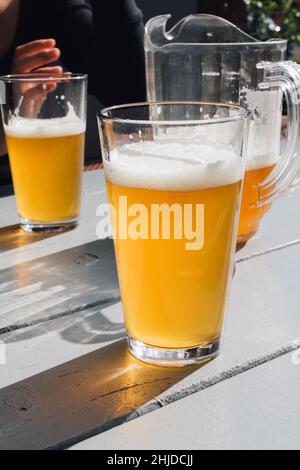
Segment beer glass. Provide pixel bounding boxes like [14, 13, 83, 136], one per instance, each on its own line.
[145, 15, 300, 243]
[98, 102, 250, 366]
[0, 74, 87, 232]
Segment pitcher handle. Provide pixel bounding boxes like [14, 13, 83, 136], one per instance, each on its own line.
[256, 61, 300, 205]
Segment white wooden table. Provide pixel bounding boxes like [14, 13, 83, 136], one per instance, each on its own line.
[0, 170, 300, 450]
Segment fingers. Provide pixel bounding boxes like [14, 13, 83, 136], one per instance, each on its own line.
[11, 39, 64, 119]
[34, 66, 63, 75]
[12, 38, 61, 74]
[14, 39, 56, 59]
[14, 48, 61, 74]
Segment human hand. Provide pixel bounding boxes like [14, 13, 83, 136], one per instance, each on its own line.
[12, 38, 62, 75]
[11, 39, 63, 118]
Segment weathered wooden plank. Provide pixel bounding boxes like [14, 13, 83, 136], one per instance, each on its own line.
[0, 337, 198, 450]
[0, 301, 125, 389]
[71, 352, 300, 450]
[0, 239, 119, 331]
[236, 190, 300, 261]
[2, 235, 300, 389]
[1, 243, 300, 449]
[0, 171, 107, 271]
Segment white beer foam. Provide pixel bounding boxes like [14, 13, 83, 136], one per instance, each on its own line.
[245, 89, 282, 172]
[154, 91, 282, 173]
[4, 104, 85, 138]
[246, 153, 278, 172]
[105, 141, 243, 191]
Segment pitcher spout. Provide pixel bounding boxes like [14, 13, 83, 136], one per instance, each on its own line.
[145, 14, 287, 48]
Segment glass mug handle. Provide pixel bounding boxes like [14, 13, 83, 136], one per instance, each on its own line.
[256, 61, 300, 205]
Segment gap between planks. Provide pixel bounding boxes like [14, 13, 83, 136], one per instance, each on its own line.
[236, 238, 300, 263]
[0, 295, 121, 336]
[51, 337, 300, 450]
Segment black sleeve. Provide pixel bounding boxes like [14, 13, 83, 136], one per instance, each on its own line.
[52, 0, 146, 106]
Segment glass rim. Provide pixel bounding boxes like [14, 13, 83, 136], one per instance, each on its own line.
[157, 40, 288, 47]
[98, 101, 251, 126]
[0, 73, 87, 83]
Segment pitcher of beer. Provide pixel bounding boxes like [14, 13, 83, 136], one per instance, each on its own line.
[145, 15, 300, 243]
[0, 74, 87, 232]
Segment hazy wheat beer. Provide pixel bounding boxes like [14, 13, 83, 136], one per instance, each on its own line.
[105, 140, 243, 351]
[238, 163, 275, 243]
[5, 116, 85, 224]
[237, 89, 281, 243]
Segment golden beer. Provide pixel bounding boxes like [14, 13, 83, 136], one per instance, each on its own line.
[105, 141, 243, 350]
[238, 164, 275, 243]
[5, 121, 85, 223]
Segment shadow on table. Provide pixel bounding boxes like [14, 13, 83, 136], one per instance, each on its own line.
[0, 224, 72, 253]
[236, 240, 248, 253]
[60, 300, 124, 344]
[0, 338, 207, 450]
[0, 239, 120, 338]
[3, 299, 124, 345]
